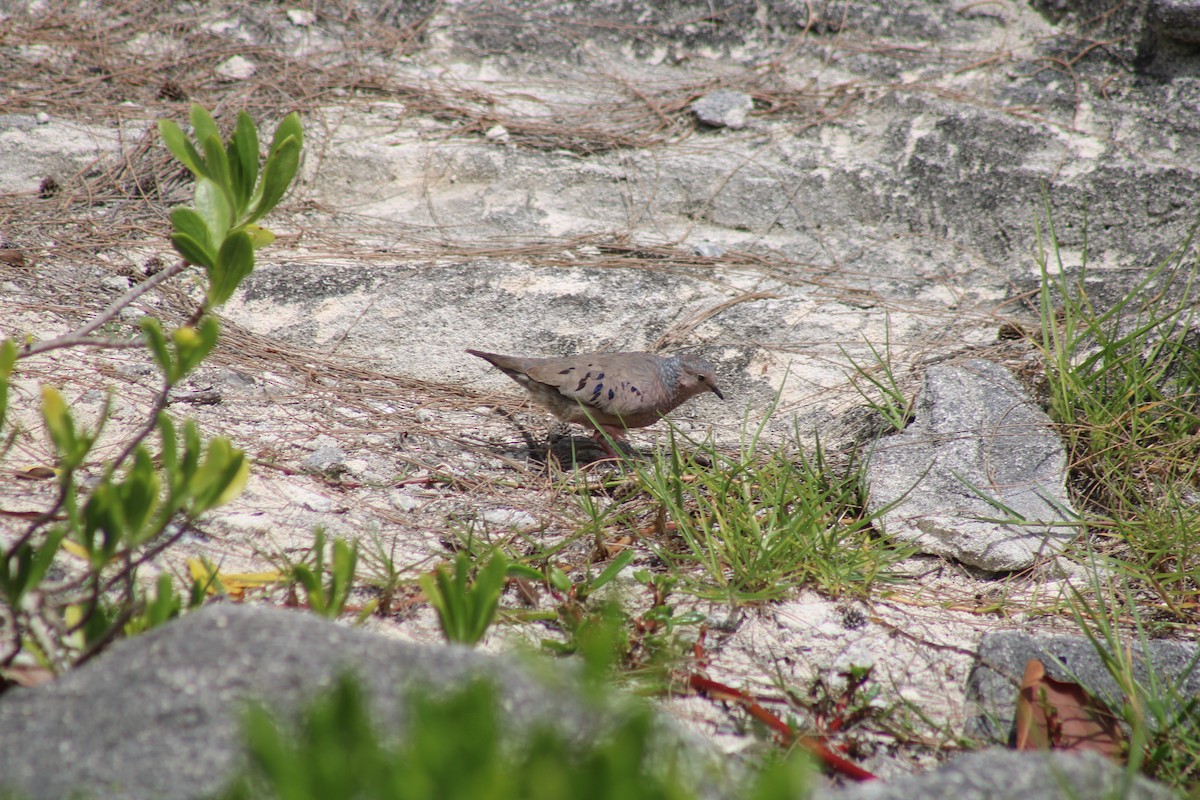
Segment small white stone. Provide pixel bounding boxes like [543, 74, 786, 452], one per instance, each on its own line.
[817, 620, 845, 637]
[831, 641, 876, 672]
[286, 8, 316, 26]
[691, 90, 753, 129]
[35, 112, 50, 125]
[281, 485, 332, 513]
[480, 507, 538, 531]
[372, 102, 408, 120]
[485, 124, 510, 143]
[390, 492, 422, 512]
[218, 512, 272, 534]
[343, 458, 370, 476]
[216, 55, 257, 81]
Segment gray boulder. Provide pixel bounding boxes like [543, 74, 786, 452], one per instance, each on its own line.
[864, 360, 1075, 571]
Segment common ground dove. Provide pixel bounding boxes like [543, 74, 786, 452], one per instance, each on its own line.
[467, 349, 724, 457]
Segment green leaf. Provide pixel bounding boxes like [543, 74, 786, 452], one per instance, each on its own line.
[126, 573, 185, 635]
[81, 480, 123, 568]
[467, 552, 509, 641]
[41, 386, 86, 469]
[0, 527, 65, 607]
[290, 529, 344, 616]
[28, 527, 67, 597]
[422, 551, 508, 645]
[195, 177, 232, 248]
[269, 112, 304, 158]
[169, 316, 220, 380]
[207, 229, 254, 307]
[0, 549, 32, 606]
[118, 447, 160, 544]
[163, 418, 201, 510]
[587, 549, 635, 594]
[182, 419, 202, 480]
[228, 111, 260, 209]
[157, 119, 206, 179]
[546, 563, 571, 593]
[187, 436, 248, 515]
[291, 564, 322, 606]
[170, 207, 214, 257]
[325, 538, 358, 618]
[139, 318, 173, 380]
[156, 415, 188, 516]
[243, 224, 275, 249]
[249, 136, 300, 223]
[189, 104, 220, 156]
[0, 338, 16, 432]
[504, 563, 544, 581]
[170, 232, 216, 270]
[201, 133, 232, 201]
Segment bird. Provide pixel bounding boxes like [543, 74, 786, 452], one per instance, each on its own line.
[466, 349, 724, 458]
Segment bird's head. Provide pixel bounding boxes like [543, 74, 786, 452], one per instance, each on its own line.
[675, 354, 724, 401]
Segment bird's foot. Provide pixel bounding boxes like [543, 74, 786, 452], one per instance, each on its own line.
[591, 429, 626, 461]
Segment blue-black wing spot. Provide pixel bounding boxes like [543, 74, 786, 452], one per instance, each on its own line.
[608, 388, 615, 400]
[559, 368, 573, 375]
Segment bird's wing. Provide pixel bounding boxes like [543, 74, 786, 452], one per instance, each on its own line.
[524, 354, 662, 420]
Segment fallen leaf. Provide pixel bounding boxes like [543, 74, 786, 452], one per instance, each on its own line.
[0, 664, 55, 688]
[1015, 658, 1124, 759]
[188, 557, 283, 599]
[16, 466, 57, 480]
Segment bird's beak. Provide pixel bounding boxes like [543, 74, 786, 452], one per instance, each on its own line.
[710, 385, 725, 400]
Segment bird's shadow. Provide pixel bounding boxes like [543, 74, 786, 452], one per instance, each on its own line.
[534, 434, 634, 469]
[483, 407, 634, 467]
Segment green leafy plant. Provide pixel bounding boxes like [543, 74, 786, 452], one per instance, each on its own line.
[1066, 561, 1200, 791]
[288, 528, 359, 619]
[1025, 200, 1200, 794]
[535, 556, 703, 690]
[840, 313, 914, 432]
[359, 530, 408, 616]
[420, 550, 511, 645]
[220, 672, 811, 800]
[542, 548, 635, 605]
[561, 589, 705, 690]
[0, 105, 303, 673]
[158, 105, 302, 308]
[1032, 198, 1200, 620]
[632, 426, 907, 603]
[123, 571, 208, 637]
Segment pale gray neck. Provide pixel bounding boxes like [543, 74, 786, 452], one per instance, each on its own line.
[658, 355, 683, 391]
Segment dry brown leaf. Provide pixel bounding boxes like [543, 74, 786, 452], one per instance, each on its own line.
[1014, 658, 1125, 759]
[0, 664, 56, 688]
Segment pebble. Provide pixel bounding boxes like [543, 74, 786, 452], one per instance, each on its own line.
[216, 55, 257, 80]
[480, 508, 538, 531]
[286, 9, 316, 26]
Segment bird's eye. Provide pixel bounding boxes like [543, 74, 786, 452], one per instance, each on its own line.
[697, 375, 706, 382]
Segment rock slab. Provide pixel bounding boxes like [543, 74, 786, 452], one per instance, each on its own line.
[965, 630, 1200, 744]
[0, 605, 593, 800]
[821, 749, 1173, 800]
[864, 359, 1075, 571]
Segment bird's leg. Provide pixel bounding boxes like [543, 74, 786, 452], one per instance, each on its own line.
[591, 425, 625, 460]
